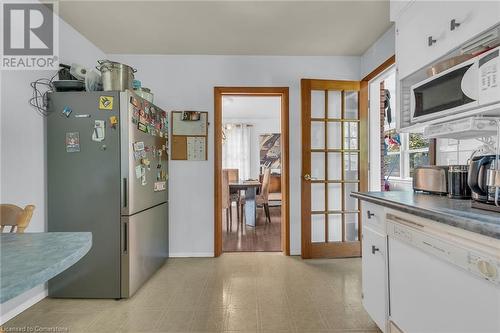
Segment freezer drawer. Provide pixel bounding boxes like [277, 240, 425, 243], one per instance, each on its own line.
[121, 202, 168, 297]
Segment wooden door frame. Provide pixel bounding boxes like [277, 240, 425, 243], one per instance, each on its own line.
[214, 87, 290, 257]
[300, 79, 363, 259]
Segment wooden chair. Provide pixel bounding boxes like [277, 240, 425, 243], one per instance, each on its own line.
[224, 168, 242, 227]
[0, 204, 35, 233]
[256, 168, 271, 223]
[221, 170, 233, 232]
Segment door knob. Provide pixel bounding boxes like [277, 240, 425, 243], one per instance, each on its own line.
[371, 245, 380, 254]
[304, 174, 312, 181]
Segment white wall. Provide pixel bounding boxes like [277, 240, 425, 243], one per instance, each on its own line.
[109, 54, 361, 256]
[0, 18, 105, 324]
[223, 97, 281, 179]
[360, 24, 395, 79]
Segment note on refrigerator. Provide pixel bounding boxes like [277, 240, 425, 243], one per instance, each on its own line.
[187, 137, 206, 161]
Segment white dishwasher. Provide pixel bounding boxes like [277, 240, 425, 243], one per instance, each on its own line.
[386, 214, 500, 333]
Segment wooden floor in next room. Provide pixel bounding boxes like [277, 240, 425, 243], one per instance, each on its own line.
[223, 203, 281, 252]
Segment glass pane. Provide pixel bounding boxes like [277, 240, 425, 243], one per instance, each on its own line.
[327, 122, 341, 149]
[327, 153, 342, 180]
[327, 91, 341, 119]
[327, 183, 341, 211]
[311, 153, 325, 180]
[409, 152, 430, 178]
[344, 122, 358, 150]
[345, 213, 359, 241]
[311, 215, 325, 243]
[409, 133, 429, 150]
[344, 183, 359, 211]
[311, 91, 325, 118]
[327, 214, 342, 242]
[344, 91, 358, 119]
[311, 122, 325, 149]
[384, 154, 401, 178]
[311, 183, 325, 211]
[344, 153, 359, 180]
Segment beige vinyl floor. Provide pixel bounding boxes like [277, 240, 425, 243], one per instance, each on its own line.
[3, 253, 380, 333]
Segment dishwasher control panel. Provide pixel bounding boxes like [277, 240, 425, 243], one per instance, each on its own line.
[387, 219, 500, 285]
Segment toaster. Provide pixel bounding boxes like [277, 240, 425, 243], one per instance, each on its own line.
[413, 166, 448, 194]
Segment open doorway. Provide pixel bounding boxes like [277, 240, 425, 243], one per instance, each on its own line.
[214, 87, 290, 256]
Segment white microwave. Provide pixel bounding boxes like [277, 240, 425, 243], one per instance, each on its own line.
[411, 46, 499, 123]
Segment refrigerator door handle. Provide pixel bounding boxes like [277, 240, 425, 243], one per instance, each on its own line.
[122, 178, 128, 208]
[123, 221, 128, 254]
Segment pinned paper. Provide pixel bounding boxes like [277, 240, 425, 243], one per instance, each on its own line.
[135, 165, 142, 179]
[138, 122, 147, 133]
[99, 96, 113, 110]
[133, 141, 145, 152]
[92, 120, 105, 142]
[154, 181, 166, 192]
[65, 132, 80, 152]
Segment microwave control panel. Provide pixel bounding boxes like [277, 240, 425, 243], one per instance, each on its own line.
[478, 48, 499, 103]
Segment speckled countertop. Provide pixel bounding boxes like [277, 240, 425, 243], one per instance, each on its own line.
[0, 232, 92, 303]
[352, 191, 500, 240]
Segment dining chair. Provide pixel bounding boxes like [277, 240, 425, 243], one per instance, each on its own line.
[224, 168, 243, 227]
[0, 204, 35, 233]
[256, 168, 271, 223]
[221, 170, 234, 232]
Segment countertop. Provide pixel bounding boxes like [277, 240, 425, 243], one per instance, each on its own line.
[0, 232, 92, 303]
[351, 191, 500, 240]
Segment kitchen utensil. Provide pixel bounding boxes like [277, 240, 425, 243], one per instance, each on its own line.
[447, 165, 471, 199]
[58, 64, 77, 80]
[413, 166, 448, 194]
[468, 154, 499, 203]
[53, 80, 86, 92]
[96, 60, 136, 91]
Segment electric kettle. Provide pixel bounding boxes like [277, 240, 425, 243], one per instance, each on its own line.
[468, 155, 499, 203]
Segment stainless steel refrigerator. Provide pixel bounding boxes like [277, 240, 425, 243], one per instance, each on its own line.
[47, 91, 168, 298]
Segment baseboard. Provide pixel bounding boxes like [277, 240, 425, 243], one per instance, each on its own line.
[0, 285, 47, 325]
[169, 252, 214, 258]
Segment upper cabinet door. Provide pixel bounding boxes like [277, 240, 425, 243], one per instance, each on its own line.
[396, 1, 500, 79]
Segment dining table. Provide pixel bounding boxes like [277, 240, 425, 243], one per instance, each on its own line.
[228, 180, 261, 227]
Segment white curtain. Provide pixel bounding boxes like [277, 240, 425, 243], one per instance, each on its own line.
[222, 123, 251, 180]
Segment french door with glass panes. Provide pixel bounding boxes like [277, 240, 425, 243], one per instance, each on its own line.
[301, 79, 365, 259]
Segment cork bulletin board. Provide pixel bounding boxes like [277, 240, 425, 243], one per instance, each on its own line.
[171, 111, 208, 160]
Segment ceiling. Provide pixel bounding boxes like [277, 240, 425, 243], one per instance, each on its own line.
[223, 96, 281, 119]
[59, 1, 391, 56]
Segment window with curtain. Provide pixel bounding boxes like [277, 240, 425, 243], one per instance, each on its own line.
[222, 123, 252, 180]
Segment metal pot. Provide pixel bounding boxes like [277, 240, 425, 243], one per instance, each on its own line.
[96, 60, 136, 91]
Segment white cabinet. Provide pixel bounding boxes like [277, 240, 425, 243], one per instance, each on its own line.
[362, 225, 388, 333]
[396, 1, 500, 79]
[361, 201, 385, 233]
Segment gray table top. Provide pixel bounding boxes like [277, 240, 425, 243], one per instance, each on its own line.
[0, 232, 92, 303]
[352, 191, 500, 240]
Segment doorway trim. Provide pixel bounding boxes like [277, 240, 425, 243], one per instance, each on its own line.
[214, 87, 290, 257]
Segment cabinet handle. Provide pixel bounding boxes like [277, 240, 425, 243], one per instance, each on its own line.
[428, 36, 437, 46]
[450, 19, 460, 31]
[367, 210, 375, 219]
[372, 245, 380, 254]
